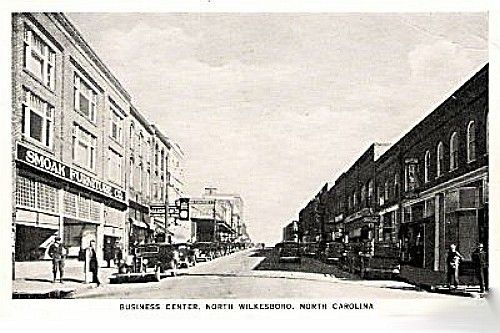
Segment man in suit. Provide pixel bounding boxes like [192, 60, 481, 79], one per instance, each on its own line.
[48, 236, 66, 283]
[87, 240, 100, 286]
[472, 243, 488, 293]
[446, 244, 464, 290]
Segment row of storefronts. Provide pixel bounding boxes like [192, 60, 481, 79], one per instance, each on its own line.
[11, 13, 185, 264]
[293, 63, 488, 284]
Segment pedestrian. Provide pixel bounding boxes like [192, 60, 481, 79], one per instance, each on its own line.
[87, 240, 100, 286]
[446, 244, 464, 290]
[471, 243, 488, 293]
[48, 236, 66, 283]
[104, 238, 114, 268]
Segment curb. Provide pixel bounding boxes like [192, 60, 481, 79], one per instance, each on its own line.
[12, 289, 76, 299]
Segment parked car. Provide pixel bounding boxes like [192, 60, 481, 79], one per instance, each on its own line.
[323, 242, 345, 263]
[134, 243, 180, 281]
[278, 241, 301, 263]
[174, 243, 197, 268]
[194, 242, 216, 262]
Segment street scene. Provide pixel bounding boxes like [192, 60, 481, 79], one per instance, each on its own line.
[10, 12, 491, 304]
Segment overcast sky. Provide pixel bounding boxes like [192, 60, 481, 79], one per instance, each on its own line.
[67, 13, 487, 244]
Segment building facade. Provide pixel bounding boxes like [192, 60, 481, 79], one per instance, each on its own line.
[11, 13, 185, 264]
[294, 64, 488, 285]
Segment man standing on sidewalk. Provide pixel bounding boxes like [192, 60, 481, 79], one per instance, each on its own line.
[48, 236, 66, 283]
[87, 240, 100, 287]
[446, 244, 464, 290]
[471, 243, 488, 293]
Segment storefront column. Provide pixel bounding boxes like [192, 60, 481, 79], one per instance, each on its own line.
[96, 202, 105, 266]
[58, 188, 64, 239]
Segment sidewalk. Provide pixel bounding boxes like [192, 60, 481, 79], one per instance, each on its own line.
[12, 259, 117, 298]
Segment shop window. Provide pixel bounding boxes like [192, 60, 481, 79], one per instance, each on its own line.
[436, 142, 444, 177]
[23, 25, 55, 89]
[21, 88, 54, 148]
[449, 132, 458, 171]
[90, 200, 100, 221]
[110, 105, 123, 144]
[467, 121, 476, 162]
[73, 73, 97, 123]
[63, 191, 77, 217]
[78, 195, 91, 220]
[16, 176, 36, 208]
[37, 181, 58, 212]
[16, 176, 57, 213]
[72, 124, 97, 171]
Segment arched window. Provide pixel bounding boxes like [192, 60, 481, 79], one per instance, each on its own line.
[467, 121, 476, 162]
[353, 192, 357, 209]
[450, 132, 458, 170]
[129, 123, 135, 149]
[368, 180, 374, 205]
[436, 142, 444, 177]
[424, 150, 431, 183]
[360, 184, 366, 206]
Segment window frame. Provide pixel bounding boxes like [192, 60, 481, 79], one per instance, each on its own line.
[108, 148, 123, 186]
[436, 141, 444, 178]
[72, 124, 97, 172]
[424, 150, 431, 183]
[73, 71, 98, 124]
[467, 121, 476, 163]
[109, 104, 124, 144]
[449, 132, 459, 171]
[23, 24, 56, 90]
[21, 88, 54, 149]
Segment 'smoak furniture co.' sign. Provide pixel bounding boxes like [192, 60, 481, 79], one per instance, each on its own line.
[16, 143, 126, 202]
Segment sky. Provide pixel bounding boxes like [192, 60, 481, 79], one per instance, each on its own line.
[67, 13, 488, 244]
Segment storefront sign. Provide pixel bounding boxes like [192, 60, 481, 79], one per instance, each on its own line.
[17, 144, 126, 202]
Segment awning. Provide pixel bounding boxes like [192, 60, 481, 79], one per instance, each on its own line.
[130, 218, 151, 230]
[104, 225, 122, 237]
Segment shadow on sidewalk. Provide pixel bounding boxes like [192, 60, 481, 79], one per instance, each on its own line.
[249, 248, 359, 280]
[24, 277, 86, 284]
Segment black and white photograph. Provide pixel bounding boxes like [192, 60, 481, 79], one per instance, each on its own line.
[1, 0, 499, 332]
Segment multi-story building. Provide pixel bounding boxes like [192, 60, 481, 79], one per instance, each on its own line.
[12, 13, 130, 262]
[282, 221, 298, 242]
[126, 106, 154, 250]
[293, 64, 488, 285]
[11, 13, 187, 264]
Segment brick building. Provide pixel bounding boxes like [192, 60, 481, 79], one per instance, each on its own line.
[11, 13, 185, 264]
[294, 63, 488, 285]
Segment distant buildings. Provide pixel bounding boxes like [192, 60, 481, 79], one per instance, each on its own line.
[11, 13, 186, 264]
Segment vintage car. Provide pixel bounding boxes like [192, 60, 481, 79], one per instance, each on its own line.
[174, 243, 197, 268]
[277, 241, 301, 263]
[194, 242, 216, 262]
[134, 243, 180, 280]
[323, 242, 346, 263]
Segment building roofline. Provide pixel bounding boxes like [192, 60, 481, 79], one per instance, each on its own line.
[130, 105, 153, 134]
[52, 13, 132, 102]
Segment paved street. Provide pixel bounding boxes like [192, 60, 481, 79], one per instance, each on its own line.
[73, 248, 467, 299]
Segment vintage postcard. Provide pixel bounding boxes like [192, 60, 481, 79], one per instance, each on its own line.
[1, 1, 498, 332]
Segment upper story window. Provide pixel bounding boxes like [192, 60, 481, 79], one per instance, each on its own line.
[436, 142, 444, 178]
[449, 132, 458, 171]
[21, 88, 54, 148]
[129, 124, 135, 149]
[138, 132, 144, 158]
[404, 159, 418, 192]
[108, 148, 122, 185]
[74, 73, 97, 123]
[160, 149, 165, 172]
[368, 179, 374, 204]
[384, 181, 389, 200]
[424, 150, 431, 183]
[23, 25, 55, 89]
[394, 173, 400, 197]
[352, 192, 357, 209]
[72, 124, 96, 171]
[360, 184, 366, 206]
[146, 140, 151, 164]
[109, 105, 123, 144]
[467, 121, 476, 162]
